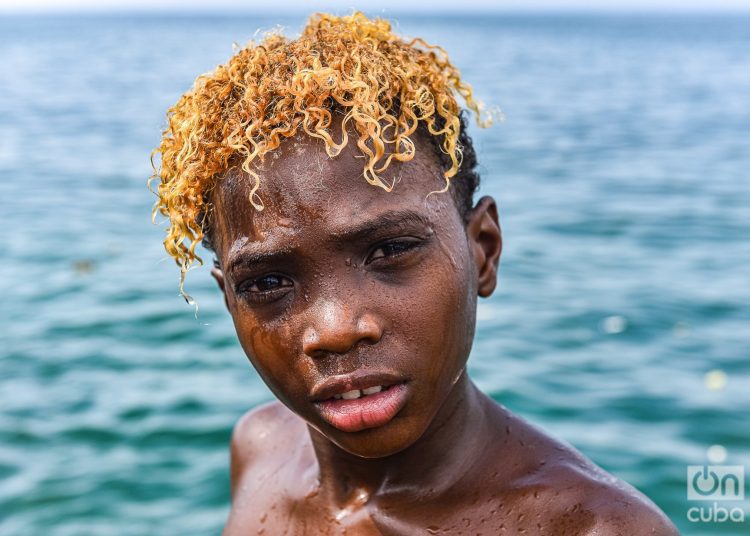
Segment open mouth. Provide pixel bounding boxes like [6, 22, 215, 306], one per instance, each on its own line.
[325, 382, 399, 401]
[313, 380, 410, 433]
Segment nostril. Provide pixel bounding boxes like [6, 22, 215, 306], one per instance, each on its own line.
[303, 327, 320, 348]
[357, 316, 382, 344]
[302, 327, 323, 358]
[302, 324, 382, 358]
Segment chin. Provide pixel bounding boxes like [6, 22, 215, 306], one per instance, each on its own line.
[321, 416, 427, 459]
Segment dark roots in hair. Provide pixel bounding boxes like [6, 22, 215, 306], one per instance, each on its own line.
[198, 110, 481, 254]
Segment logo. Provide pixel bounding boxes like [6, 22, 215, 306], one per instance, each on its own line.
[687, 465, 744, 501]
[687, 465, 746, 524]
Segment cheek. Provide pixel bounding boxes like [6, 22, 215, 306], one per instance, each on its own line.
[428, 249, 476, 380]
[429, 276, 473, 378]
[232, 313, 307, 402]
[394, 243, 475, 384]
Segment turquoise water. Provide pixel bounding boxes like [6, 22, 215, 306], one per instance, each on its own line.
[1, 13, 748, 535]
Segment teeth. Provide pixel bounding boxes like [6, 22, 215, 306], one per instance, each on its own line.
[331, 385, 385, 401]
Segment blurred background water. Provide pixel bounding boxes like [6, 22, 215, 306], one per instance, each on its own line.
[0, 11, 748, 535]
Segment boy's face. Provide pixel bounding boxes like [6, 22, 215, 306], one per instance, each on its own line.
[210, 128, 501, 458]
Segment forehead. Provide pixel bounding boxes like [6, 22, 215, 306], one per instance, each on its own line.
[211, 130, 454, 256]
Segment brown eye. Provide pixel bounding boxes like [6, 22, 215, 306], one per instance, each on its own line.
[367, 240, 420, 264]
[249, 275, 291, 292]
[238, 274, 294, 304]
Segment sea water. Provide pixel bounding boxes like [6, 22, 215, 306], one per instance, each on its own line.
[1, 12, 748, 535]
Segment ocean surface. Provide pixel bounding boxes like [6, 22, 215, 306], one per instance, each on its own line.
[1, 12, 748, 535]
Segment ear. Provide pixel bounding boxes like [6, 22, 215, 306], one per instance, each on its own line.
[210, 263, 231, 311]
[466, 196, 502, 298]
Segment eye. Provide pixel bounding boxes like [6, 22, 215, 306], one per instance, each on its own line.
[237, 274, 294, 304]
[367, 239, 421, 264]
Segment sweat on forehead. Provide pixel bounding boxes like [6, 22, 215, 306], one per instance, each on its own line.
[209, 129, 450, 257]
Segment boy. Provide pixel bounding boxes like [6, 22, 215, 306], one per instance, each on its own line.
[151, 12, 679, 535]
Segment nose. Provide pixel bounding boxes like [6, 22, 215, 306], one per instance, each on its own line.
[302, 299, 383, 357]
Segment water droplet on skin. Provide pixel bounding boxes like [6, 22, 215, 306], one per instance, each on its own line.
[426, 527, 440, 535]
[259, 512, 267, 523]
[345, 258, 351, 266]
[278, 217, 292, 227]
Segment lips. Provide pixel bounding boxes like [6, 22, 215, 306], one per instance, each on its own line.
[310, 371, 410, 433]
[310, 371, 406, 401]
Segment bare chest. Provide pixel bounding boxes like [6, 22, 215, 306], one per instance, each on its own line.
[224, 472, 556, 536]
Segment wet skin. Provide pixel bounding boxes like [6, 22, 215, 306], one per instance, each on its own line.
[209, 130, 680, 535]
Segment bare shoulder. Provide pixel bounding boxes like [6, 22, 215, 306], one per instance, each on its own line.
[223, 401, 310, 535]
[540, 455, 680, 535]
[494, 411, 680, 535]
[228, 400, 301, 494]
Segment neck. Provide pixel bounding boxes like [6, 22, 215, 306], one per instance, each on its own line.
[306, 371, 501, 505]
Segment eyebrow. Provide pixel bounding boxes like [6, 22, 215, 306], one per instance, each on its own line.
[226, 248, 293, 276]
[225, 209, 432, 275]
[326, 209, 433, 244]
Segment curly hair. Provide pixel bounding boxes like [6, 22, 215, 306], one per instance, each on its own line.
[150, 11, 495, 302]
